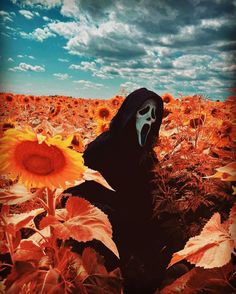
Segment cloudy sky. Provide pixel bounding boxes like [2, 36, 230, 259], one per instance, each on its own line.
[0, 0, 235, 99]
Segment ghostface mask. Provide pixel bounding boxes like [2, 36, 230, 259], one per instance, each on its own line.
[136, 98, 157, 147]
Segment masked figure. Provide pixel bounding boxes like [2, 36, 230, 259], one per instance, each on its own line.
[66, 88, 164, 293]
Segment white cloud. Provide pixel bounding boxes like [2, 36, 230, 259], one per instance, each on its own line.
[173, 54, 211, 68]
[20, 21, 83, 43]
[208, 60, 236, 73]
[222, 64, 236, 72]
[43, 16, 50, 21]
[48, 21, 81, 39]
[172, 68, 198, 79]
[5, 25, 17, 31]
[0, 11, 9, 17]
[0, 10, 15, 22]
[200, 18, 227, 30]
[69, 59, 168, 82]
[120, 81, 141, 92]
[99, 20, 135, 37]
[37, 18, 142, 60]
[160, 24, 199, 46]
[9, 62, 45, 72]
[73, 80, 103, 89]
[32, 27, 55, 41]
[19, 9, 34, 19]
[20, 27, 56, 42]
[69, 61, 110, 79]
[69, 61, 97, 71]
[16, 54, 35, 59]
[60, 0, 80, 18]
[11, 0, 61, 9]
[8, 57, 14, 62]
[198, 78, 225, 87]
[64, 19, 142, 58]
[58, 58, 69, 62]
[53, 73, 70, 80]
[94, 65, 161, 80]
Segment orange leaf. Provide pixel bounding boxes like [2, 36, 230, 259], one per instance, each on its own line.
[0, 183, 38, 205]
[40, 197, 119, 258]
[28, 227, 51, 246]
[160, 264, 234, 294]
[40, 269, 62, 294]
[160, 268, 197, 294]
[65, 168, 115, 191]
[6, 208, 44, 233]
[14, 240, 45, 262]
[168, 213, 234, 269]
[83, 168, 115, 191]
[82, 247, 107, 276]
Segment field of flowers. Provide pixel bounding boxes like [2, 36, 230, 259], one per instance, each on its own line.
[0, 91, 235, 293]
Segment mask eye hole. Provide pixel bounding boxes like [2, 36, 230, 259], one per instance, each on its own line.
[151, 108, 156, 119]
[139, 105, 150, 115]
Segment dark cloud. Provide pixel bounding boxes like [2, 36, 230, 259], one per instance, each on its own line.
[78, 0, 112, 20]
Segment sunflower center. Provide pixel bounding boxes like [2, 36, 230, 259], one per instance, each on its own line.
[98, 108, 110, 119]
[15, 141, 66, 176]
[23, 154, 53, 175]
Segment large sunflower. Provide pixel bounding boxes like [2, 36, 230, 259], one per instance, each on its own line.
[0, 128, 85, 189]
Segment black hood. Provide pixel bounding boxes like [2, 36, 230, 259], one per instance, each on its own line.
[83, 88, 163, 190]
[109, 87, 163, 136]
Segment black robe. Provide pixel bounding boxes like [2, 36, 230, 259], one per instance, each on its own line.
[65, 88, 165, 293]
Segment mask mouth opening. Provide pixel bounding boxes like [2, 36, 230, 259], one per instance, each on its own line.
[140, 123, 150, 146]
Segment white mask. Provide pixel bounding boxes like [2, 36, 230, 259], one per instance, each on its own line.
[136, 99, 157, 147]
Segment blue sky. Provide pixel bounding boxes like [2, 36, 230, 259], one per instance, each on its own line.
[0, 0, 235, 99]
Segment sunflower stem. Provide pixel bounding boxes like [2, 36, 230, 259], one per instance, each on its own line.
[46, 188, 59, 265]
[36, 196, 49, 212]
[47, 188, 55, 216]
[5, 232, 14, 264]
[1, 216, 15, 264]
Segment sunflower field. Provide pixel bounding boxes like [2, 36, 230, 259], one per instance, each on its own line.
[0, 91, 235, 293]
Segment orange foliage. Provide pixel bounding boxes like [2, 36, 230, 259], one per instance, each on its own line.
[0, 91, 235, 293]
[40, 196, 119, 258]
[168, 206, 235, 269]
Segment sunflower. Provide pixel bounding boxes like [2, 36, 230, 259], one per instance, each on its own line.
[49, 105, 61, 118]
[162, 93, 174, 104]
[73, 99, 79, 106]
[110, 95, 124, 108]
[0, 119, 16, 132]
[96, 106, 113, 121]
[35, 97, 41, 102]
[4, 94, 14, 103]
[22, 96, 30, 104]
[0, 128, 85, 189]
